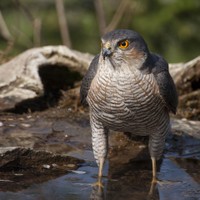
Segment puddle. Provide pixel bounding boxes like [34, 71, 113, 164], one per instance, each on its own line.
[0, 157, 199, 200]
[0, 164, 98, 200]
[0, 109, 199, 199]
[159, 159, 200, 200]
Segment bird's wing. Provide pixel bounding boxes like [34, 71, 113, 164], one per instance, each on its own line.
[80, 54, 100, 106]
[151, 54, 178, 114]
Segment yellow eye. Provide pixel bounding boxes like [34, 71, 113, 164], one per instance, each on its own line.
[118, 40, 129, 49]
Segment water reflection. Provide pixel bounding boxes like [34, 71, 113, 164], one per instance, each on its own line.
[89, 179, 159, 200]
[89, 159, 160, 200]
[90, 185, 105, 200]
[0, 158, 199, 199]
[89, 157, 200, 199]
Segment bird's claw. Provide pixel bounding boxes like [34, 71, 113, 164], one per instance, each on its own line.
[91, 180, 104, 188]
[152, 177, 169, 185]
[148, 178, 158, 196]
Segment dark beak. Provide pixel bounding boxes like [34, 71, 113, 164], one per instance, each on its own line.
[102, 48, 112, 60]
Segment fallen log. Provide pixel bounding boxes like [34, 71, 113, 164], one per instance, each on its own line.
[0, 46, 199, 119]
[0, 46, 92, 102]
[169, 56, 200, 120]
[169, 56, 200, 95]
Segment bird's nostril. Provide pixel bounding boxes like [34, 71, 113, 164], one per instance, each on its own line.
[102, 48, 112, 60]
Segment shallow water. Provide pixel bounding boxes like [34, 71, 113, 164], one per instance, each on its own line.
[0, 110, 199, 200]
[0, 157, 199, 200]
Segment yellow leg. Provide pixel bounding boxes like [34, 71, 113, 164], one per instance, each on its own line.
[151, 157, 157, 183]
[92, 158, 104, 188]
[98, 157, 104, 178]
[148, 157, 158, 196]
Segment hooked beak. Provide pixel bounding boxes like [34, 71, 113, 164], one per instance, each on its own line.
[102, 48, 112, 60]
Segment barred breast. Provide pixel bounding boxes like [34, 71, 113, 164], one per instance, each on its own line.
[87, 63, 170, 136]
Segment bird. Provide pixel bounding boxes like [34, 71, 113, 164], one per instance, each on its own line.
[80, 29, 178, 186]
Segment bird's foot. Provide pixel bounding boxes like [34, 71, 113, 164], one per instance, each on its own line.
[152, 177, 176, 185]
[91, 179, 104, 188]
[151, 177, 167, 187]
[148, 177, 159, 196]
[149, 177, 179, 196]
[151, 176, 158, 184]
[156, 179, 182, 186]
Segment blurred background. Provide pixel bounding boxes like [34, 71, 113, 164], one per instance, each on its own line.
[0, 0, 199, 64]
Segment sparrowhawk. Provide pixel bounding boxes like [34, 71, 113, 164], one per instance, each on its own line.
[80, 29, 178, 185]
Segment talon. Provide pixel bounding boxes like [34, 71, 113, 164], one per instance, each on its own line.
[149, 177, 158, 196]
[92, 180, 104, 188]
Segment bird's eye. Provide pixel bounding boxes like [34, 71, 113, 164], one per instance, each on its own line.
[118, 40, 129, 49]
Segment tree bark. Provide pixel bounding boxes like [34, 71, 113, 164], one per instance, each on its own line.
[169, 56, 200, 120]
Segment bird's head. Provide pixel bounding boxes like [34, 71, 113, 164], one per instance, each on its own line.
[101, 29, 150, 71]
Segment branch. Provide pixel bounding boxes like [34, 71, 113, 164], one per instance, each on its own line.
[14, 0, 42, 47]
[33, 18, 42, 47]
[0, 11, 12, 41]
[55, 0, 72, 48]
[105, 0, 130, 32]
[94, 0, 107, 35]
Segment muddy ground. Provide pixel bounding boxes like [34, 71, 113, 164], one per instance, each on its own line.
[0, 99, 200, 200]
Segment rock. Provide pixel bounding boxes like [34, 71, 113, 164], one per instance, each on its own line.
[0, 148, 84, 170]
[0, 147, 84, 191]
